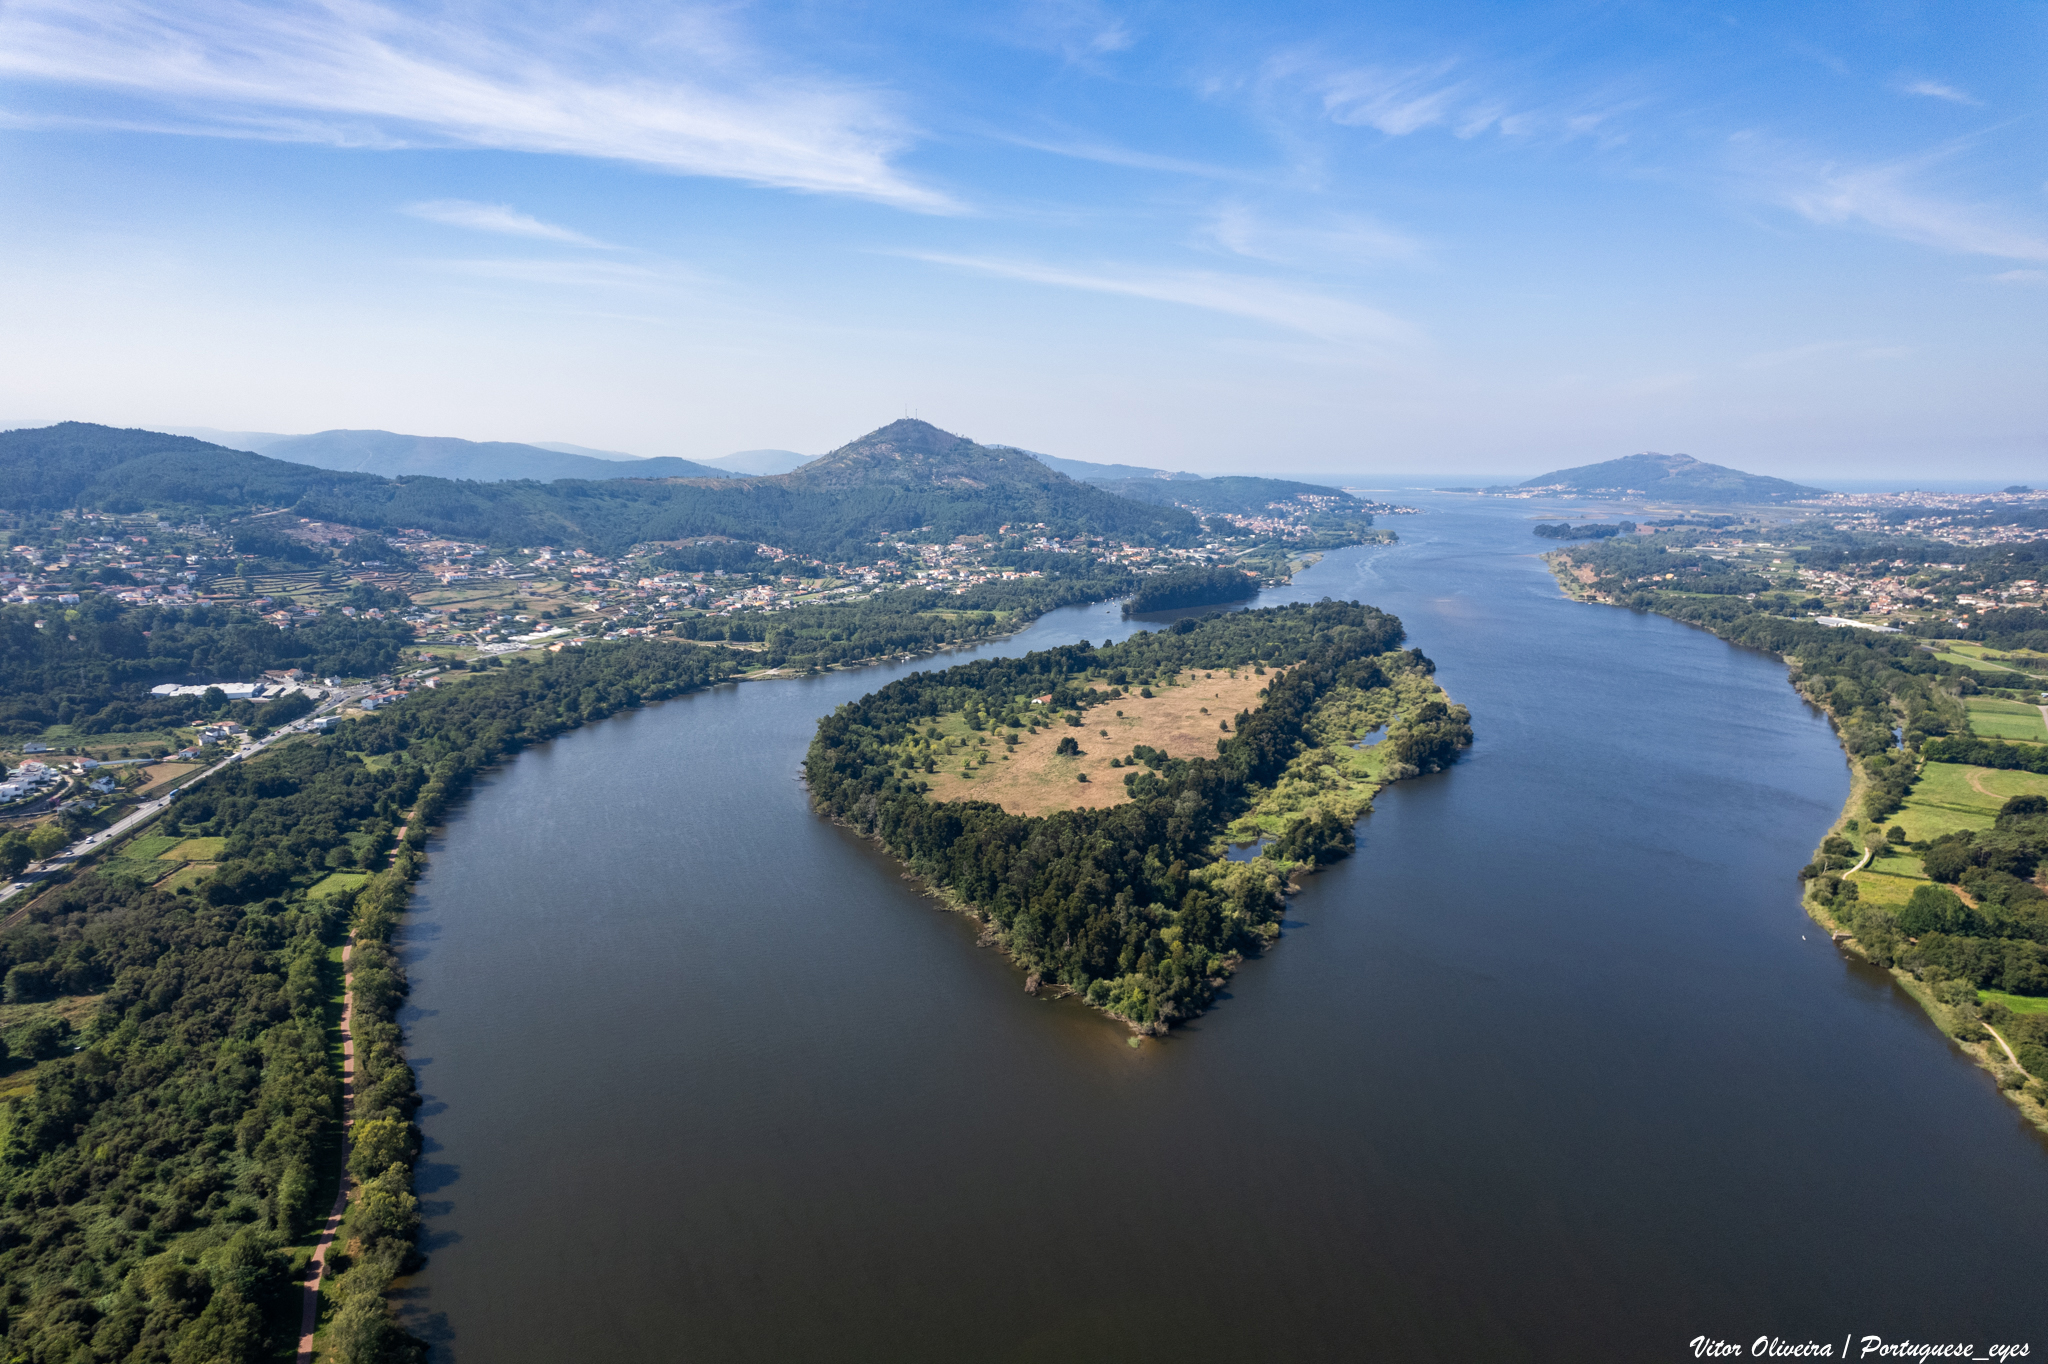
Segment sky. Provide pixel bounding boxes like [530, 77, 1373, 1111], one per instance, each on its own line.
[1, 0, 2043, 481]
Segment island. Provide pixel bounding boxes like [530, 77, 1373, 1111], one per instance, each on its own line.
[804, 601, 1472, 1033]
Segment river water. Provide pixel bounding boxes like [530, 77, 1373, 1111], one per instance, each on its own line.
[396, 496, 2048, 1361]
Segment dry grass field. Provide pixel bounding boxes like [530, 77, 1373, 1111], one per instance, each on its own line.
[925, 668, 1278, 816]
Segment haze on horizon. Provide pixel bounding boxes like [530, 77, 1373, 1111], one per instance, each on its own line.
[1, 0, 2041, 482]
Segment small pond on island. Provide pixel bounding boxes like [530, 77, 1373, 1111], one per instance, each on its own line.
[397, 495, 2048, 1362]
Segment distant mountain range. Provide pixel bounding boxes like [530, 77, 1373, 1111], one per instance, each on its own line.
[169, 427, 725, 481]
[700, 449, 815, 476]
[1498, 453, 1827, 505]
[998, 447, 1200, 483]
[1, 419, 1198, 558]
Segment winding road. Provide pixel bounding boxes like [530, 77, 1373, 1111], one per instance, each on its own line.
[296, 938, 357, 1363]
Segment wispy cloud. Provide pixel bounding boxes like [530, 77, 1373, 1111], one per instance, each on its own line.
[431, 258, 688, 290]
[901, 251, 1416, 348]
[0, 0, 954, 211]
[1203, 204, 1428, 268]
[1777, 154, 2048, 261]
[994, 132, 1254, 182]
[1740, 133, 2048, 262]
[404, 200, 612, 247]
[1990, 269, 2047, 286]
[1011, 0, 1136, 65]
[1311, 60, 1468, 136]
[1902, 79, 1980, 106]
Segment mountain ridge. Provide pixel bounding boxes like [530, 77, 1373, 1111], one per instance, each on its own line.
[1501, 452, 1827, 504]
[0, 419, 1199, 557]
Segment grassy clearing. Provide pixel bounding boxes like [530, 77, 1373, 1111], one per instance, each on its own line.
[1982, 990, 2048, 1015]
[922, 668, 1276, 816]
[1966, 696, 2048, 742]
[133, 762, 201, 794]
[162, 836, 227, 860]
[1844, 763, 2048, 905]
[309, 871, 371, 901]
[125, 833, 182, 860]
[157, 862, 217, 893]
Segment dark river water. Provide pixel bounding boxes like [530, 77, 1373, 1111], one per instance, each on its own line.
[396, 497, 2048, 1362]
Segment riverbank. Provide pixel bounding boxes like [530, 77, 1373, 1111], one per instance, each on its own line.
[1540, 551, 2048, 1133]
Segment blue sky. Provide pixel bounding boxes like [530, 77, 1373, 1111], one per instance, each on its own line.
[1, 0, 2042, 480]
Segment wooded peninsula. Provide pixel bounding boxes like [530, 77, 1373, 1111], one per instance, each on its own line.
[805, 602, 1472, 1032]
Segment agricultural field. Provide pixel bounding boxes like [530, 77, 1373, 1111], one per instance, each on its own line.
[922, 668, 1275, 816]
[1965, 697, 2048, 742]
[308, 871, 371, 901]
[162, 835, 228, 861]
[134, 762, 202, 794]
[1847, 760, 2048, 963]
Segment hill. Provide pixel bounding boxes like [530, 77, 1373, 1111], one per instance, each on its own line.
[701, 448, 815, 476]
[258, 429, 726, 481]
[1000, 447, 1200, 483]
[0, 420, 1199, 558]
[1504, 453, 1826, 504]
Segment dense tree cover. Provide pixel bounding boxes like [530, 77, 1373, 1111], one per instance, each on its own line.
[0, 638, 738, 1360]
[1921, 736, 2048, 775]
[675, 567, 1138, 669]
[1122, 566, 1260, 616]
[1532, 521, 1633, 540]
[806, 602, 1468, 1030]
[1089, 475, 1366, 516]
[0, 595, 412, 737]
[3, 422, 1200, 561]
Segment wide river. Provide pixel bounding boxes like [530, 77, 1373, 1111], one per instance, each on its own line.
[397, 496, 2048, 1361]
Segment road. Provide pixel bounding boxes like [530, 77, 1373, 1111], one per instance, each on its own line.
[0, 686, 370, 907]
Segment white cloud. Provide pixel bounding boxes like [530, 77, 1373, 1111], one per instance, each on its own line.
[432, 258, 685, 290]
[1770, 152, 2048, 261]
[404, 200, 612, 247]
[1902, 80, 1980, 106]
[1312, 61, 1466, 136]
[901, 251, 1417, 349]
[1990, 269, 2047, 285]
[1204, 204, 1428, 268]
[0, 0, 954, 211]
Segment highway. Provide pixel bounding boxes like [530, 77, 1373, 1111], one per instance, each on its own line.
[0, 686, 369, 910]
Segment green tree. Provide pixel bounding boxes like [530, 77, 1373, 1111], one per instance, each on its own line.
[26, 822, 69, 859]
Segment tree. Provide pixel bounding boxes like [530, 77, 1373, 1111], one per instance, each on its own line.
[16, 1016, 70, 1059]
[0, 832, 30, 878]
[26, 822, 68, 859]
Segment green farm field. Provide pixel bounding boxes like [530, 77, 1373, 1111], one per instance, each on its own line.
[1966, 697, 2048, 742]
[1846, 762, 2048, 912]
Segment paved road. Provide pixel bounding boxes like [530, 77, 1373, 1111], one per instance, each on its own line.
[1, 688, 370, 907]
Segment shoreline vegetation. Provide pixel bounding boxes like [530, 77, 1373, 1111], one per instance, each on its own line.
[1542, 547, 2048, 1134]
[0, 640, 745, 1361]
[804, 602, 1472, 1035]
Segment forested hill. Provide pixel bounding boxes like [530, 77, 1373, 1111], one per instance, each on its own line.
[0, 421, 1200, 559]
[1504, 452, 1825, 504]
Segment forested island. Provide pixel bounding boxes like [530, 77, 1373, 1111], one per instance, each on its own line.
[1121, 565, 1261, 615]
[1545, 525, 2048, 1127]
[0, 639, 741, 1360]
[805, 602, 1472, 1032]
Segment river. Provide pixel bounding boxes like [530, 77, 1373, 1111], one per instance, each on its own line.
[396, 496, 2048, 1361]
